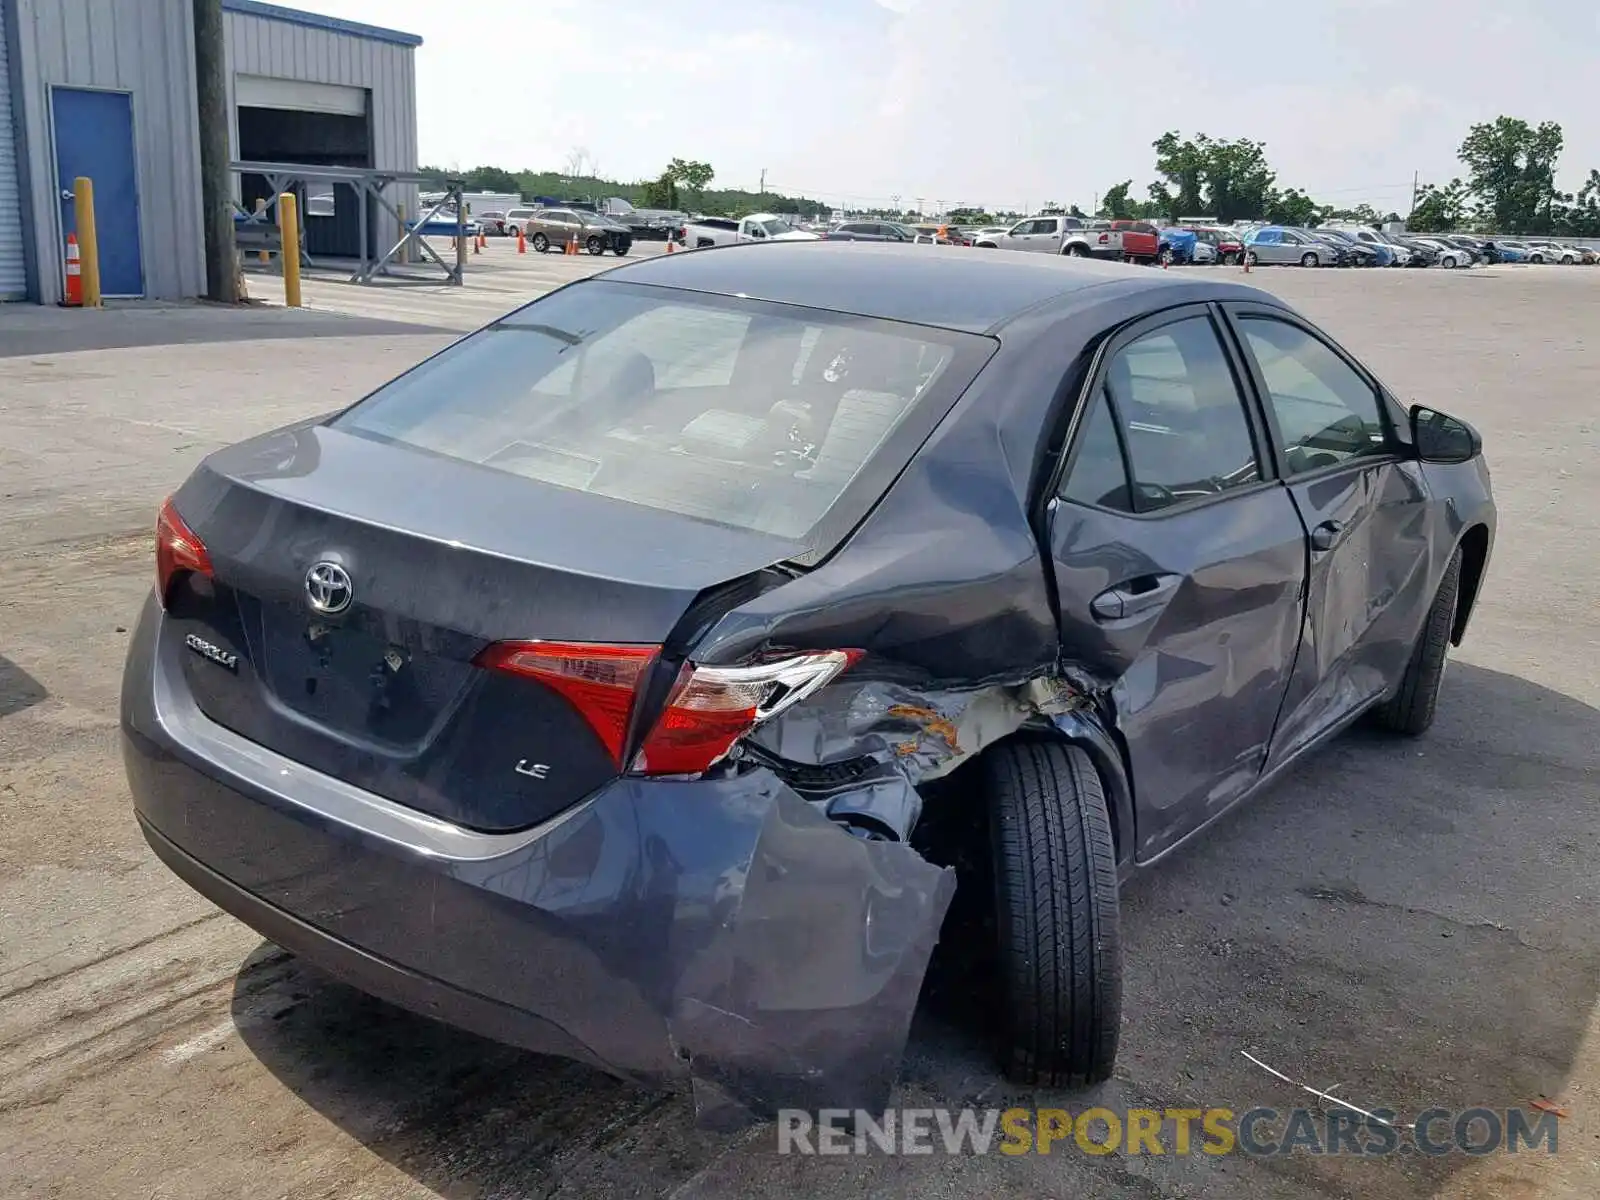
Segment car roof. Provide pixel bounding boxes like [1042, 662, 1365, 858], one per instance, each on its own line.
[597, 241, 1247, 334]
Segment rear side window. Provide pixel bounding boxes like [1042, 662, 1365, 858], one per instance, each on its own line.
[1063, 317, 1261, 513]
[333, 282, 988, 543]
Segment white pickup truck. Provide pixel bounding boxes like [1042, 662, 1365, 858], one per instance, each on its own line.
[677, 212, 820, 249]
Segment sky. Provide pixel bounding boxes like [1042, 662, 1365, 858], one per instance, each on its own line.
[301, 0, 1600, 214]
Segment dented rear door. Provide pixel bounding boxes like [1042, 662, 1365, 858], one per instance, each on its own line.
[1044, 306, 1307, 861]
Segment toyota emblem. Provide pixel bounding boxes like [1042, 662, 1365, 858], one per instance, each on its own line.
[305, 562, 353, 615]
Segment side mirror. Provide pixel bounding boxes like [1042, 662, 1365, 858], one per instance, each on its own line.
[1410, 405, 1481, 464]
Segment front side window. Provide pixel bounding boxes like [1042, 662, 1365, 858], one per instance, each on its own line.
[1239, 318, 1390, 474]
[1063, 317, 1260, 513]
[332, 283, 979, 542]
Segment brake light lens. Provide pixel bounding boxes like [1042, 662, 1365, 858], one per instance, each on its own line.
[637, 650, 862, 775]
[155, 497, 213, 607]
[474, 641, 657, 766]
[475, 642, 862, 775]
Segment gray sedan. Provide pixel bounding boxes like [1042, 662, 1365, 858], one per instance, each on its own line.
[124, 245, 1495, 1110]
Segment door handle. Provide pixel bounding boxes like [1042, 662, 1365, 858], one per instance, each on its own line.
[1090, 573, 1182, 621]
[1310, 519, 1346, 552]
[61, 189, 75, 201]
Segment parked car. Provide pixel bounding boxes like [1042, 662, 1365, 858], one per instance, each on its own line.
[1314, 228, 1390, 267]
[504, 208, 539, 237]
[974, 215, 1144, 261]
[1410, 238, 1471, 269]
[1339, 228, 1413, 266]
[1388, 235, 1439, 267]
[125, 243, 1495, 1105]
[970, 225, 1012, 243]
[824, 220, 919, 242]
[678, 213, 820, 248]
[475, 210, 510, 236]
[1245, 226, 1339, 267]
[1525, 242, 1575, 265]
[1157, 227, 1213, 265]
[1186, 227, 1244, 265]
[1482, 240, 1530, 264]
[524, 208, 633, 255]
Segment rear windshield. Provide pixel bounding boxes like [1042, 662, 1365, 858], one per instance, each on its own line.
[332, 281, 992, 547]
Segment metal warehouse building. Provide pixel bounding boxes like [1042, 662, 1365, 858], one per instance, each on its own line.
[0, 0, 419, 304]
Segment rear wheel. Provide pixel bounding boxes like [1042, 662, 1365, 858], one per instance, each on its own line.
[531, 233, 549, 253]
[1373, 548, 1462, 736]
[1221, 251, 1237, 266]
[1300, 251, 1320, 268]
[1064, 243, 1088, 258]
[1245, 250, 1259, 266]
[586, 236, 604, 255]
[984, 740, 1121, 1087]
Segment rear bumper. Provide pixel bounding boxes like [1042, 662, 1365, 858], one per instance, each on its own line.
[120, 595, 952, 1116]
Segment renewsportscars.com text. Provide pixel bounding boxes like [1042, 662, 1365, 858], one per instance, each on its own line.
[776, 1107, 1560, 1157]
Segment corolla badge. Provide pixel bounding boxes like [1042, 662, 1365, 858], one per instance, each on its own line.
[305, 562, 353, 615]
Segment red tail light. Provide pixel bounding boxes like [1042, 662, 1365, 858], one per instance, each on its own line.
[155, 497, 213, 607]
[475, 641, 862, 775]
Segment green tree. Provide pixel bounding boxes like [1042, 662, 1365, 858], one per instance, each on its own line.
[1150, 132, 1278, 222]
[1458, 117, 1563, 233]
[464, 165, 521, 194]
[667, 158, 716, 205]
[1408, 178, 1469, 232]
[1321, 203, 1383, 225]
[1100, 180, 1136, 219]
[1265, 188, 1320, 226]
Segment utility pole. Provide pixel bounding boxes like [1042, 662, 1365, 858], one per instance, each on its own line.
[1409, 170, 1420, 217]
[759, 168, 766, 194]
[193, 0, 238, 301]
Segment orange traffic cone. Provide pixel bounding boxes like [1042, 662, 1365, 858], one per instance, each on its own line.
[665, 236, 675, 254]
[517, 228, 526, 254]
[63, 234, 83, 307]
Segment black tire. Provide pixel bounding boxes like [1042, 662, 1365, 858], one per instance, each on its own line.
[1064, 243, 1088, 258]
[984, 740, 1121, 1087]
[1300, 251, 1320, 268]
[531, 233, 549, 253]
[1221, 251, 1237, 266]
[1159, 247, 1175, 265]
[1373, 548, 1462, 736]
[613, 244, 630, 256]
[586, 236, 604, 256]
[1245, 250, 1259, 266]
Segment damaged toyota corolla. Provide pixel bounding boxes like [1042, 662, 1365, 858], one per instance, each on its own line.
[122, 243, 1495, 1117]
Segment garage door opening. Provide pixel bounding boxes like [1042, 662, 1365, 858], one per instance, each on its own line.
[236, 79, 374, 260]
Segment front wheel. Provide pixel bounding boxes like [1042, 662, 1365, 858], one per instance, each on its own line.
[586, 236, 604, 255]
[1301, 251, 1320, 268]
[531, 233, 549, 253]
[1159, 247, 1175, 265]
[1221, 251, 1238, 266]
[1372, 548, 1463, 736]
[1245, 250, 1259, 266]
[984, 740, 1121, 1087]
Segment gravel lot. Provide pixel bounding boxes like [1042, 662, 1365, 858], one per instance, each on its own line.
[2, 254, 1597, 1199]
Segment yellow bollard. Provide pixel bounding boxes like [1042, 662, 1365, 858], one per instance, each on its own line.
[73, 177, 102, 307]
[254, 198, 269, 263]
[397, 203, 409, 265]
[278, 192, 302, 307]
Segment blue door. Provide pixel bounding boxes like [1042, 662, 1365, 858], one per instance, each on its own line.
[53, 88, 144, 296]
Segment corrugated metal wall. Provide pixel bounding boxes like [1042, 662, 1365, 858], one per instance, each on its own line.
[8, 0, 205, 304]
[225, 10, 418, 255]
[1, 0, 31, 299]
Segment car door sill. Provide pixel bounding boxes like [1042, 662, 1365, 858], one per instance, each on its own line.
[1130, 691, 1386, 873]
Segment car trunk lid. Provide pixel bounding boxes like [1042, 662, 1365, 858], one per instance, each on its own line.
[161, 423, 797, 832]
